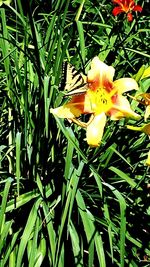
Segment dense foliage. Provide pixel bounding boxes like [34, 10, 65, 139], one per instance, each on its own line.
[0, 0, 149, 266]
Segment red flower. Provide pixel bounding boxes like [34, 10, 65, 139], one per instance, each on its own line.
[112, 0, 142, 21]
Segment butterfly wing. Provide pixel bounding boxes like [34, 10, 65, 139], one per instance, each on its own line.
[63, 63, 88, 97]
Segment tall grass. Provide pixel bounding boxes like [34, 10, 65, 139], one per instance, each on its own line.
[0, 0, 150, 266]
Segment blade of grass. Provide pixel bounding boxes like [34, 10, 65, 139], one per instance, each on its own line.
[55, 162, 84, 267]
[54, 116, 103, 196]
[76, 21, 86, 63]
[16, 198, 42, 267]
[16, 132, 21, 196]
[103, 200, 114, 263]
[0, 178, 12, 234]
[109, 166, 137, 188]
[35, 234, 46, 267]
[103, 182, 126, 267]
[69, 220, 84, 267]
[76, 189, 106, 267]
[28, 216, 41, 267]
[6, 191, 40, 213]
[125, 48, 150, 58]
[44, 76, 50, 138]
[75, 0, 85, 21]
[0, 220, 13, 255]
[42, 201, 57, 267]
[1, 229, 21, 267]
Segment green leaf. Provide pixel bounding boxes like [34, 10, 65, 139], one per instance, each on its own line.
[109, 166, 137, 188]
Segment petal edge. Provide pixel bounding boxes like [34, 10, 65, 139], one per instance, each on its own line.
[86, 113, 106, 147]
[114, 78, 139, 94]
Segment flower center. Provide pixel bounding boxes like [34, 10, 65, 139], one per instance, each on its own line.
[87, 87, 114, 115]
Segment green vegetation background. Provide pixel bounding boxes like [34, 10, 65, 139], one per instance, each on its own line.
[0, 0, 149, 266]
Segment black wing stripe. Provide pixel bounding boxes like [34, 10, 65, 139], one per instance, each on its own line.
[61, 62, 88, 97]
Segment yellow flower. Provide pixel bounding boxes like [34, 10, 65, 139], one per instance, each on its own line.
[146, 150, 150, 166]
[135, 93, 150, 121]
[141, 66, 150, 80]
[126, 123, 150, 135]
[0, 0, 11, 6]
[50, 57, 140, 147]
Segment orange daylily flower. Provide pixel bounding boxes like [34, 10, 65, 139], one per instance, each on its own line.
[50, 57, 140, 147]
[112, 0, 142, 22]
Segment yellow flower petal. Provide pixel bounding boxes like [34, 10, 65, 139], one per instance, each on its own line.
[145, 106, 150, 121]
[141, 66, 150, 80]
[50, 106, 78, 119]
[113, 78, 139, 94]
[50, 94, 92, 119]
[146, 150, 150, 166]
[88, 56, 115, 90]
[142, 123, 150, 135]
[108, 95, 141, 120]
[86, 113, 106, 147]
[126, 123, 150, 135]
[126, 125, 142, 132]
